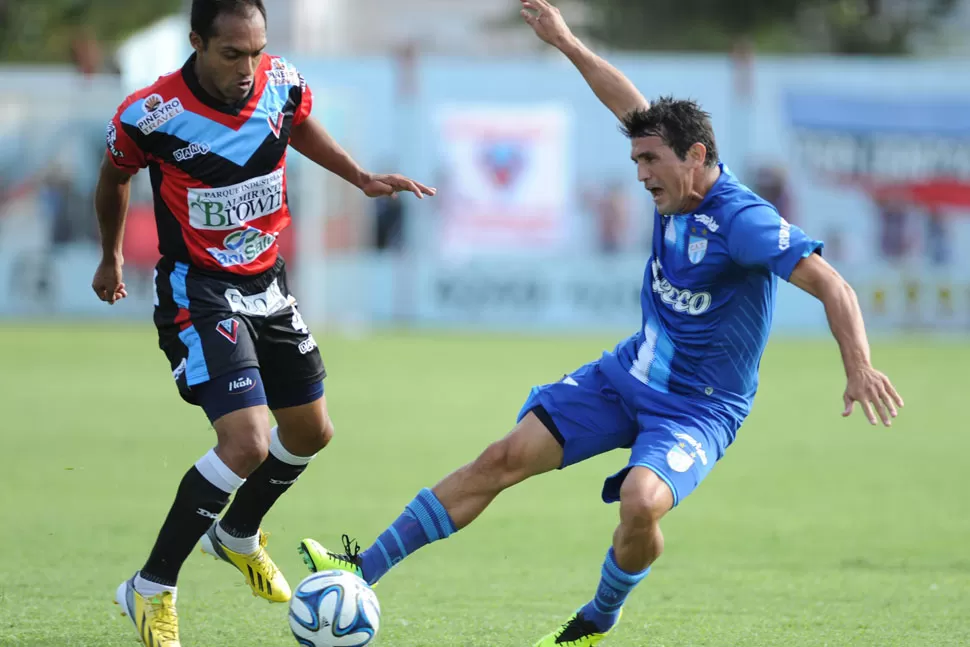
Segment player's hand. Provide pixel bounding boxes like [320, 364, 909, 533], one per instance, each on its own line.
[92, 257, 128, 305]
[360, 173, 436, 200]
[843, 366, 904, 427]
[520, 0, 573, 48]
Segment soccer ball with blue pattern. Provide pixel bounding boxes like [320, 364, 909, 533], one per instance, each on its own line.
[288, 570, 381, 647]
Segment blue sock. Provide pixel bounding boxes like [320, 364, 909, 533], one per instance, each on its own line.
[359, 488, 456, 585]
[580, 547, 650, 632]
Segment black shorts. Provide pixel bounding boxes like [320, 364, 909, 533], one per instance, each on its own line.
[153, 256, 326, 409]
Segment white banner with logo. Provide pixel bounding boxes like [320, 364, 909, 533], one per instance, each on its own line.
[434, 104, 572, 259]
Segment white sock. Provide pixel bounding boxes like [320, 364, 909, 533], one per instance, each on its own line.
[194, 449, 246, 494]
[269, 426, 317, 466]
[216, 522, 260, 554]
[134, 572, 178, 601]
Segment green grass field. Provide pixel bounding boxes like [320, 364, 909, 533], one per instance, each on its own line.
[0, 324, 967, 647]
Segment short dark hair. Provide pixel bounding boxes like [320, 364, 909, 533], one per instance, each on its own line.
[191, 0, 267, 45]
[620, 97, 719, 167]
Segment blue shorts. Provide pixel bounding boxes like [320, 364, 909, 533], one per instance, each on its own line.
[517, 359, 740, 506]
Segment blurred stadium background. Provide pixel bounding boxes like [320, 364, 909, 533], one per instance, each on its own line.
[0, 1, 968, 646]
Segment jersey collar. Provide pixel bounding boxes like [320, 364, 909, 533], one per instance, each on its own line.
[181, 53, 254, 117]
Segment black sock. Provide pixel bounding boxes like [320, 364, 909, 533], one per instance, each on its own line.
[140, 464, 235, 586]
[219, 453, 308, 538]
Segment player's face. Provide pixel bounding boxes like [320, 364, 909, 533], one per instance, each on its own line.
[191, 9, 267, 103]
[631, 136, 702, 215]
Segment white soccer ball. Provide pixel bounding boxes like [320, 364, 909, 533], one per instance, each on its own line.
[288, 570, 381, 647]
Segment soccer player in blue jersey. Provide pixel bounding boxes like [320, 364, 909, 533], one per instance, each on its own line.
[301, 1, 904, 644]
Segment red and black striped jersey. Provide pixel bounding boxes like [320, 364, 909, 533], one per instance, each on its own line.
[106, 53, 312, 276]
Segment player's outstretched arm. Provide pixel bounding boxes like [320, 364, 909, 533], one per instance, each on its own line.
[520, 0, 648, 120]
[789, 253, 904, 427]
[290, 117, 436, 200]
[92, 153, 134, 305]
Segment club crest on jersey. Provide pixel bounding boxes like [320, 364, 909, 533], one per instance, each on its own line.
[688, 235, 708, 264]
[216, 318, 239, 344]
[268, 110, 284, 138]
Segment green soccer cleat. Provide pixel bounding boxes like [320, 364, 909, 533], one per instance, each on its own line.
[532, 610, 622, 647]
[298, 534, 364, 580]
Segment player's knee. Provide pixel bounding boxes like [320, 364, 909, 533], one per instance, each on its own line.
[619, 468, 672, 530]
[218, 425, 271, 476]
[312, 414, 335, 452]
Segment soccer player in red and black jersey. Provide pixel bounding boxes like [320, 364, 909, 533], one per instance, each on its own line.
[94, 2, 434, 644]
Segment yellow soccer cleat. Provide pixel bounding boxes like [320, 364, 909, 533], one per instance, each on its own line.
[114, 577, 181, 647]
[297, 534, 364, 580]
[533, 610, 623, 647]
[200, 525, 291, 602]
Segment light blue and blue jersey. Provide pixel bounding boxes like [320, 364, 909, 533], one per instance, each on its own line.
[519, 164, 823, 505]
[600, 163, 823, 426]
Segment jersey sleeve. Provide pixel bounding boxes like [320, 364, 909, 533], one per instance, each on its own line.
[293, 69, 313, 126]
[106, 96, 148, 173]
[727, 205, 823, 281]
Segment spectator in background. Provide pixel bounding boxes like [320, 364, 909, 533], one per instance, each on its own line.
[752, 164, 793, 224]
[925, 209, 950, 266]
[875, 197, 911, 260]
[582, 180, 629, 254]
[373, 193, 406, 251]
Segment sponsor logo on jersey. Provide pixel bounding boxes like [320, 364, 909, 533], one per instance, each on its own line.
[298, 335, 318, 355]
[173, 141, 211, 162]
[224, 279, 288, 317]
[136, 97, 184, 135]
[188, 168, 284, 230]
[216, 318, 239, 344]
[142, 94, 163, 112]
[694, 213, 719, 232]
[779, 217, 791, 251]
[265, 59, 302, 86]
[206, 227, 277, 268]
[106, 122, 124, 158]
[651, 260, 712, 316]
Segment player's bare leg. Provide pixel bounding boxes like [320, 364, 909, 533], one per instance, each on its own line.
[534, 468, 671, 646]
[204, 395, 331, 602]
[213, 406, 274, 476]
[299, 411, 563, 581]
[612, 466, 672, 572]
[432, 411, 564, 527]
[274, 395, 334, 456]
[117, 404, 272, 645]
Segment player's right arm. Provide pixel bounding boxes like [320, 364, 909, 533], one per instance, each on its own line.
[728, 206, 904, 427]
[520, 0, 648, 120]
[92, 101, 148, 304]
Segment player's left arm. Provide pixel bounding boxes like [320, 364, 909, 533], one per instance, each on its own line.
[728, 206, 904, 427]
[789, 255, 903, 427]
[289, 117, 436, 200]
